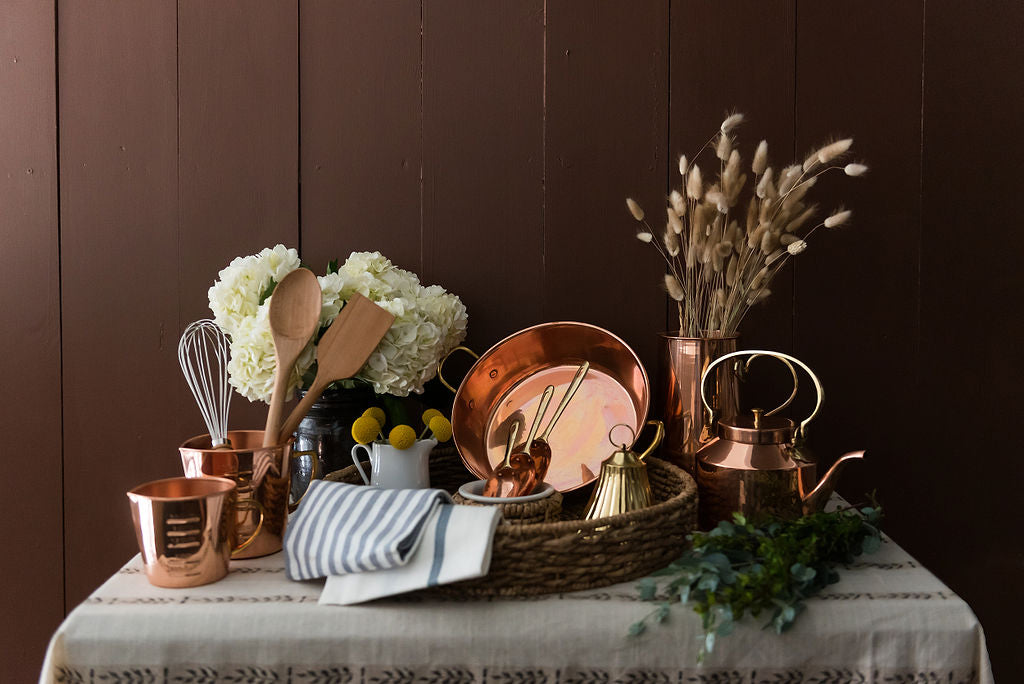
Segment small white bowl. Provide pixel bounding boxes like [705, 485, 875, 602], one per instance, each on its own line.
[457, 479, 555, 504]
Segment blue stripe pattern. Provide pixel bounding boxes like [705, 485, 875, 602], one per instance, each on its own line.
[284, 480, 452, 580]
[426, 505, 453, 587]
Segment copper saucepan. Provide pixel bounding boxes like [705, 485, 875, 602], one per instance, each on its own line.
[443, 322, 650, 492]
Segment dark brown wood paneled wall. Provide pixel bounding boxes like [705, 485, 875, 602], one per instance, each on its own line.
[58, 0, 182, 618]
[0, 0, 63, 675]
[2, 1, 1021, 681]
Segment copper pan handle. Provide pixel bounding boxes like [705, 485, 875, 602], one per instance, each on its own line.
[700, 350, 824, 439]
[437, 346, 480, 393]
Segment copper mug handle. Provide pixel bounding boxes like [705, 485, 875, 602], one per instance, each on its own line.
[437, 345, 480, 393]
[232, 498, 264, 555]
[287, 449, 320, 513]
[700, 350, 824, 439]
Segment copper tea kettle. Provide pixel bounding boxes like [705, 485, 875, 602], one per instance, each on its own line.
[695, 350, 865, 528]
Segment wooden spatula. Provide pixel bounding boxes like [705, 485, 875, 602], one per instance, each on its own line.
[277, 293, 395, 445]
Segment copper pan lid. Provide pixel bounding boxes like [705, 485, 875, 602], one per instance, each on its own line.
[451, 322, 649, 492]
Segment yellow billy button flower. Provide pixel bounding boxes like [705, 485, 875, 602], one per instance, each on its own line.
[363, 407, 386, 426]
[429, 416, 453, 443]
[422, 408, 442, 426]
[351, 415, 382, 445]
[388, 425, 417, 450]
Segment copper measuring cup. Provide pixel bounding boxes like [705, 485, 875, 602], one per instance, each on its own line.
[127, 476, 261, 588]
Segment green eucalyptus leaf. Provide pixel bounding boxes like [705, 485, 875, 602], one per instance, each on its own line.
[637, 578, 657, 601]
[627, 621, 646, 637]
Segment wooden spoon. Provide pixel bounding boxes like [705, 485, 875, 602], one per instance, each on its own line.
[277, 292, 396, 445]
[262, 268, 323, 447]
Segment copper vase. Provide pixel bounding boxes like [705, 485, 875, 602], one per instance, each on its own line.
[655, 333, 739, 473]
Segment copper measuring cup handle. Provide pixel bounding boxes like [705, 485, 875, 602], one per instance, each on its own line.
[437, 346, 480, 393]
[232, 499, 264, 555]
[287, 449, 320, 513]
[700, 349, 824, 439]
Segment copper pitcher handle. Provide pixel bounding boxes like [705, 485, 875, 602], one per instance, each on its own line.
[437, 346, 480, 393]
[701, 350, 824, 439]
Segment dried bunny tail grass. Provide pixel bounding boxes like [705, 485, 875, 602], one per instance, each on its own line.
[825, 208, 852, 228]
[715, 242, 732, 258]
[748, 223, 767, 250]
[760, 229, 780, 255]
[784, 205, 818, 233]
[685, 241, 698, 269]
[664, 273, 685, 301]
[726, 256, 739, 286]
[663, 227, 681, 256]
[756, 167, 775, 199]
[817, 138, 854, 164]
[787, 239, 808, 255]
[745, 198, 759, 232]
[666, 206, 684, 235]
[669, 190, 687, 217]
[705, 190, 728, 214]
[627, 198, 645, 221]
[636, 231, 653, 243]
[783, 176, 816, 206]
[678, 155, 688, 177]
[720, 112, 745, 134]
[716, 134, 733, 161]
[778, 166, 802, 194]
[765, 248, 786, 265]
[687, 165, 704, 200]
[779, 233, 800, 245]
[802, 149, 820, 172]
[752, 140, 768, 175]
[844, 163, 869, 176]
[747, 287, 771, 305]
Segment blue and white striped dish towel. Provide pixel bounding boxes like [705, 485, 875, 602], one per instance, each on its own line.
[284, 479, 501, 604]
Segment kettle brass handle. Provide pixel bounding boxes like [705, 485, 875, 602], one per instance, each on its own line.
[700, 350, 824, 439]
[743, 353, 799, 417]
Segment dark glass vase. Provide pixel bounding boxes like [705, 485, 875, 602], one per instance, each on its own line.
[289, 386, 377, 503]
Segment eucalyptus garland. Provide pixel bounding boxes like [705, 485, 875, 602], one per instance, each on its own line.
[629, 504, 883, 661]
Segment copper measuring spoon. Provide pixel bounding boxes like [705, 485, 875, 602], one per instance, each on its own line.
[528, 361, 590, 482]
[482, 422, 536, 498]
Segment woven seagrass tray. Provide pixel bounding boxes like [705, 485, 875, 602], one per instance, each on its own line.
[324, 445, 697, 596]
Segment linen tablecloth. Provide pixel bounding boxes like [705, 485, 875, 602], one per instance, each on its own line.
[41, 530, 992, 684]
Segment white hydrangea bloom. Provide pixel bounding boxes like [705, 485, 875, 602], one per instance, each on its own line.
[208, 245, 300, 337]
[212, 247, 467, 401]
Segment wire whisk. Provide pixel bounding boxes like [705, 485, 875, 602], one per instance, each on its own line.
[178, 319, 232, 447]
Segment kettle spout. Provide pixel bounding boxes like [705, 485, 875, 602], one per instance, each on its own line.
[801, 450, 865, 513]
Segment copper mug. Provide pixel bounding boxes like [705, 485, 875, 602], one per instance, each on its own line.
[127, 476, 260, 588]
[179, 430, 317, 559]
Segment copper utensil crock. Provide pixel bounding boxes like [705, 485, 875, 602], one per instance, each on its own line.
[127, 476, 257, 588]
[180, 429, 314, 558]
[446, 322, 649, 492]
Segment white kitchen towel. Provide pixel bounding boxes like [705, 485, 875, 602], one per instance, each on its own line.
[284, 480, 453, 580]
[319, 501, 502, 605]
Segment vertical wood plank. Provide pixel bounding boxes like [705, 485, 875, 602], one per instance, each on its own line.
[0, 2, 62, 679]
[794, 1, 922, 516]
[59, 0, 180, 608]
[301, 0, 422, 275]
[545, 0, 669, 370]
[669, 0, 795, 353]
[177, 0, 299, 428]
[422, 0, 545, 350]
[921, 1, 1024, 676]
